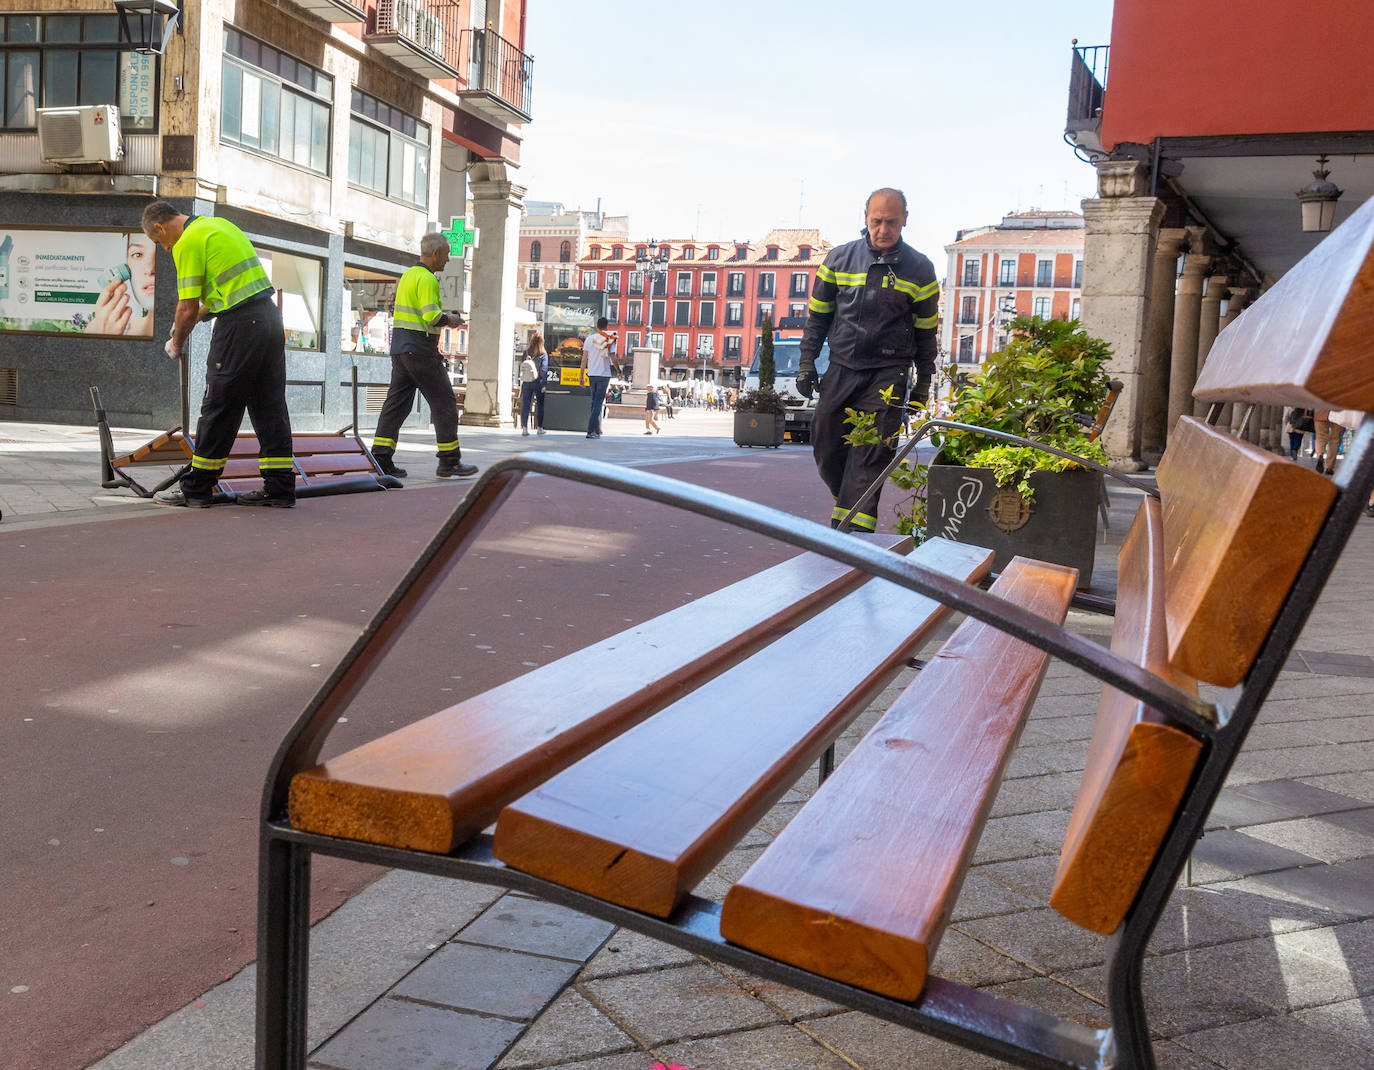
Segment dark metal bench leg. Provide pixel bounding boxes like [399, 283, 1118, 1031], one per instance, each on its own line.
[1105, 937, 1156, 1070]
[819, 743, 835, 785]
[256, 835, 311, 1070]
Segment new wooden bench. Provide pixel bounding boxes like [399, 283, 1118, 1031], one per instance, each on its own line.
[256, 195, 1374, 1070]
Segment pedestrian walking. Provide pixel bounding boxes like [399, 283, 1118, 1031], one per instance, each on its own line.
[579, 317, 616, 439]
[1313, 409, 1342, 474]
[798, 187, 939, 532]
[519, 332, 548, 436]
[141, 200, 296, 508]
[370, 233, 477, 480]
[644, 384, 661, 434]
[1286, 407, 1315, 460]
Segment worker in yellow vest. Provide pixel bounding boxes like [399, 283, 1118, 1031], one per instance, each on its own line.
[370, 233, 477, 479]
[141, 199, 296, 508]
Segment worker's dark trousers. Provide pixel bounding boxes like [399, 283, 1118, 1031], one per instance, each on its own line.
[811, 362, 909, 532]
[374, 351, 462, 459]
[182, 297, 295, 501]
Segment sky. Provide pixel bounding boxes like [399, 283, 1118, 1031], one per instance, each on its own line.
[516, 0, 1115, 267]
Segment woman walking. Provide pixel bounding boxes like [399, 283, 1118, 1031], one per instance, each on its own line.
[644, 384, 661, 434]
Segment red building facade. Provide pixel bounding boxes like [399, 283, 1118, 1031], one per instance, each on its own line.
[575, 229, 831, 380]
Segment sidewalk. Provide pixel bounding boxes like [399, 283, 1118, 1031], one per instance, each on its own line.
[6, 418, 1374, 1070]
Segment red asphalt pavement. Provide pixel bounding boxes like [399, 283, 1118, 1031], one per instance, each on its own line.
[2, 450, 855, 1070]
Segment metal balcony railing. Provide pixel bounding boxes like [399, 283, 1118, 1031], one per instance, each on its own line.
[1066, 42, 1107, 156]
[371, 0, 461, 79]
[460, 27, 533, 121]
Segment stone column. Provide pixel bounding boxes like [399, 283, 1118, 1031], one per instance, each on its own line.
[1192, 273, 1229, 418]
[464, 160, 526, 427]
[1078, 161, 1166, 467]
[1222, 288, 1252, 434]
[1166, 250, 1211, 436]
[1139, 228, 1186, 462]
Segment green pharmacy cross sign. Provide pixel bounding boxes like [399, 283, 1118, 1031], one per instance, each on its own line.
[443, 218, 477, 256]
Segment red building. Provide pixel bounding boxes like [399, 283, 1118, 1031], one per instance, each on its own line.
[576, 229, 832, 381]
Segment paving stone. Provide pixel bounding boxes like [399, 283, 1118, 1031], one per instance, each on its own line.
[1300, 771, 1374, 804]
[970, 820, 1045, 865]
[1321, 805, 1374, 840]
[950, 871, 1041, 923]
[930, 927, 1038, 987]
[1242, 815, 1374, 863]
[1146, 898, 1261, 955]
[1250, 860, 1374, 918]
[653, 1022, 851, 1069]
[1170, 879, 1355, 936]
[1190, 827, 1323, 876]
[986, 808, 1071, 850]
[1175, 1012, 1374, 1070]
[709, 962, 844, 1020]
[958, 908, 1108, 974]
[307, 997, 523, 1070]
[1165, 936, 1363, 1011]
[393, 943, 579, 1021]
[1151, 1038, 1234, 1069]
[1272, 918, 1374, 968]
[1291, 994, 1374, 1052]
[579, 963, 780, 1045]
[494, 989, 635, 1068]
[1205, 790, 1300, 830]
[1311, 715, 1374, 744]
[580, 929, 698, 980]
[801, 1011, 1007, 1070]
[458, 896, 615, 962]
[500, 1054, 647, 1070]
[969, 853, 1059, 904]
[980, 975, 1108, 1029]
[987, 776, 1060, 818]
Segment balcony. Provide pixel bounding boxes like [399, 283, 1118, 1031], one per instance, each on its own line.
[367, 0, 460, 81]
[289, 0, 365, 23]
[459, 28, 533, 124]
[1065, 42, 1108, 157]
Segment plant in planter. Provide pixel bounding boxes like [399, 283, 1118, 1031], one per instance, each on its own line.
[733, 312, 787, 447]
[845, 316, 1113, 585]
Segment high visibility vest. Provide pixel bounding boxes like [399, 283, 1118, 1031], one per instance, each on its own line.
[173, 216, 272, 314]
[393, 264, 444, 335]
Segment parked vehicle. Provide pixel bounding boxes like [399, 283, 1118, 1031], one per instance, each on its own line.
[743, 319, 830, 443]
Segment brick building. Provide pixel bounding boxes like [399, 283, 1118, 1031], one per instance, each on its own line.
[943, 211, 1084, 370]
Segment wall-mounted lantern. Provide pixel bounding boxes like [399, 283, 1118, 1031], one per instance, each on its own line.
[1296, 155, 1343, 233]
[114, 0, 181, 56]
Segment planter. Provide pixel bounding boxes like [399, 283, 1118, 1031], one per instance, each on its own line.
[926, 465, 1099, 588]
[733, 411, 786, 447]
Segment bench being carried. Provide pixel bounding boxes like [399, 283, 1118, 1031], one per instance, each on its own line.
[256, 195, 1374, 1070]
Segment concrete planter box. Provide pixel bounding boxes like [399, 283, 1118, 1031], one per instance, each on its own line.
[926, 465, 1099, 588]
[733, 411, 785, 448]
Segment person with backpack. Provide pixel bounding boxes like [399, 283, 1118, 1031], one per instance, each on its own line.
[519, 332, 548, 436]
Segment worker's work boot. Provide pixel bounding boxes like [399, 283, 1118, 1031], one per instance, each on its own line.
[436, 454, 478, 479]
[373, 449, 407, 478]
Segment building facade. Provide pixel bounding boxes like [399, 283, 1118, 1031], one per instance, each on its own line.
[516, 202, 628, 332]
[943, 211, 1084, 370]
[575, 228, 831, 382]
[0, 0, 532, 430]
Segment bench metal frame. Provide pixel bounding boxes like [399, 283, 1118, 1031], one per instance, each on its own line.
[257, 416, 1374, 1070]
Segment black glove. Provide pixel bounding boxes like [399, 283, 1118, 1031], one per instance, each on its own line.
[796, 360, 817, 400]
[912, 374, 931, 407]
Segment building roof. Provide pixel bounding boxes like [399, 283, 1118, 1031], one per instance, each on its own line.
[947, 228, 1085, 249]
[577, 229, 832, 266]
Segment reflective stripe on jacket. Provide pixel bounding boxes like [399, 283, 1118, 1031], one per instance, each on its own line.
[173, 216, 273, 314]
[801, 236, 939, 375]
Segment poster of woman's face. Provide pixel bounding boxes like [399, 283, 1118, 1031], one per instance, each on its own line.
[0, 227, 157, 337]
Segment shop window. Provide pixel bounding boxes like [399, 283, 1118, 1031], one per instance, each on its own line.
[342, 265, 400, 355]
[223, 28, 332, 175]
[260, 250, 322, 350]
[347, 86, 428, 208]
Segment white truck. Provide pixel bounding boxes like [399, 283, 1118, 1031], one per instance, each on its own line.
[743, 328, 831, 444]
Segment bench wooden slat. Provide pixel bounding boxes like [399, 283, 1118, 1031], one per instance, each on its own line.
[492, 538, 995, 918]
[1159, 417, 1337, 686]
[719, 556, 1077, 1001]
[111, 431, 189, 468]
[224, 434, 367, 457]
[1050, 497, 1203, 934]
[288, 539, 910, 853]
[1195, 194, 1374, 411]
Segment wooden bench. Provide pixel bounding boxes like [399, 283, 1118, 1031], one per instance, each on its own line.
[256, 195, 1374, 1070]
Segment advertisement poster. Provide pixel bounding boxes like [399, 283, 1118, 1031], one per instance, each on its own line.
[119, 53, 156, 131]
[543, 289, 607, 367]
[0, 228, 157, 338]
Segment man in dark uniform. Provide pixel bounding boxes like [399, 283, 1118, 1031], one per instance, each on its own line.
[371, 233, 477, 479]
[798, 188, 939, 532]
[142, 200, 296, 508]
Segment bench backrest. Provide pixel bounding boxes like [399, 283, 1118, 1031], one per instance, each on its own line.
[1052, 194, 1373, 935]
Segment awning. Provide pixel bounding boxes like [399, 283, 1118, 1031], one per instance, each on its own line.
[512, 306, 538, 325]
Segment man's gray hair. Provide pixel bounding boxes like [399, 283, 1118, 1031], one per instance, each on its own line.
[420, 232, 451, 258]
[865, 187, 908, 213]
[141, 199, 181, 231]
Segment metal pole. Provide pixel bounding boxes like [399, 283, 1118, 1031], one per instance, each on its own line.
[179, 350, 190, 439]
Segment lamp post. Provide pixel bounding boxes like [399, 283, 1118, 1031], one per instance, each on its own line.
[113, 0, 181, 54]
[634, 239, 669, 379]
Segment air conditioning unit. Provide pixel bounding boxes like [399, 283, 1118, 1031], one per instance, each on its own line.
[37, 105, 123, 165]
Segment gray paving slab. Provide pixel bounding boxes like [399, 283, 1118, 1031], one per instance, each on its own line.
[391, 943, 581, 1021]
[307, 998, 524, 1070]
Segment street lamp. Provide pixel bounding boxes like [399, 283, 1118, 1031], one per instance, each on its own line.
[634, 238, 669, 376]
[1296, 155, 1343, 233]
[113, 0, 181, 55]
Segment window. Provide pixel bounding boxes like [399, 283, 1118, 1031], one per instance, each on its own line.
[758, 273, 775, 298]
[580, 270, 597, 289]
[676, 272, 692, 296]
[673, 333, 689, 356]
[650, 273, 666, 297]
[962, 260, 980, 286]
[559, 240, 571, 262]
[260, 249, 323, 350]
[798, 246, 811, 261]
[756, 303, 774, 327]
[789, 302, 806, 319]
[224, 29, 333, 176]
[1071, 297, 1081, 319]
[557, 268, 570, 288]
[674, 300, 690, 326]
[701, 272, 717, 297]
[589, 245, 600, 259]
[998, 259, 1015, 286]
[1033, 296, 1050, 318]
[612, 244, 624, 259]
[725, 301, 743, 327]
[683, 246, 694, 260]
[789, 272, 808, 297]
[526, 298, 538, 313]
[766, 246, 779, 260]
[648, 331, 664, 352]
[347, 86, 427, 206]
[628, 270, 644, 295]
[635, 245, 646, 259]
[725, 335, 741, 359]
[1035, 260, 1053, 287]
[698, 301, 715, 327]
[959, 336, 974, 360]
[707, 246, 720, 260]
[727, 272, 745, 297]
[650, 300, 665, 326]
[608, 300, 619, 324]
[0, 14, 158, 133]
[735, 245, 748, 260]
[526, 267, 539, 288]
[343, 265, 400, 355]
[627, 299, 642, 325]
[529, 240, 541, 262]
[1073, 260, 1083, 288]
[696, 334, 714, 357]
[605, 271, 620, 294]
[626, 331, 641, 349]
[960, 295, 977, 324]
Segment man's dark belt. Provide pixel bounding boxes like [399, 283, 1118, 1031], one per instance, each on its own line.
[214, 291, 276, 321]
